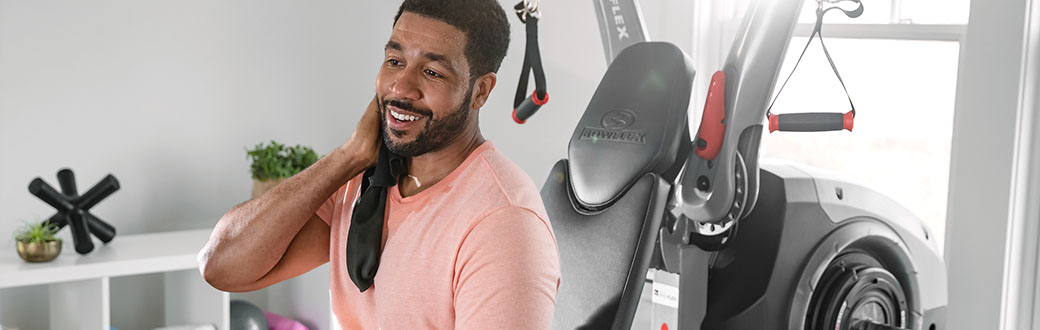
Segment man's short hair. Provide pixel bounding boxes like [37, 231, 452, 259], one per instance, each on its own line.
[394, 0, 511, 82]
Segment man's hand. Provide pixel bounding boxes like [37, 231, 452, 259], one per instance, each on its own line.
[343, 96, 382, 169]
[198, 96, 384, 292]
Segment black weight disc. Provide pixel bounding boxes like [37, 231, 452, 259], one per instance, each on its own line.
[805, 251, 909, 330]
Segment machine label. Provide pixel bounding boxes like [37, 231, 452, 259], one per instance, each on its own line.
[652, 281, 679, 309]
[579, 109, 646, 144]
[608, 0, 630, 40]
[602, 109, 636, 129]
[579, 127, 647, 144]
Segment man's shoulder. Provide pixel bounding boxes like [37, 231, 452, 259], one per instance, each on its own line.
[462, 144, 545, 214]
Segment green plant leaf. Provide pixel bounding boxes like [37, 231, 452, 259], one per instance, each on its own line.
[246, 140, 321, 180]
[13, 220, 61, 243]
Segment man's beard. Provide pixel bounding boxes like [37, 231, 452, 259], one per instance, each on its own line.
[378, 87, 473, 157]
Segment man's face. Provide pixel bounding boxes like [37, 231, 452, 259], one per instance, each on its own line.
[377, 12, 474, 157]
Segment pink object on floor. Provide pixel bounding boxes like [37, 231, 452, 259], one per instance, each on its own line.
[263, 311, 308, 330]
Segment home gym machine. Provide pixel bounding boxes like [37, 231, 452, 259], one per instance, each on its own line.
[511, 0, 949, 329]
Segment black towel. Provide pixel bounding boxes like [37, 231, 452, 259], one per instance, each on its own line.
[346, 143, 405, 292]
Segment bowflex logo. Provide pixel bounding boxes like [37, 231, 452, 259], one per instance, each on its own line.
[579, 109, 647, 144]
[607, 0, 631, 40]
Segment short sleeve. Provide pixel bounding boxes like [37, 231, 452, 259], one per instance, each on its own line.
[315, 187, 340, 226]
[316, 175, 365, 226]
[453, 206, 561, 330]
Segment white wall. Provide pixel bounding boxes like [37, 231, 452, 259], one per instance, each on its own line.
[0, 0, 700, 249]
[0, 0, 369, 238]
[0, 0, 647, 241]
[0, 0, 691, 328]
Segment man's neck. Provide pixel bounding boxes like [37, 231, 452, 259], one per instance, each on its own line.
[399, 131, 486, 197]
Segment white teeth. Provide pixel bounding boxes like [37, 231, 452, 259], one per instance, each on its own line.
[390, 109, 419, 122]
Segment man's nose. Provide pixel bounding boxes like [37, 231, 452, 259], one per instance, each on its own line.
[389, 68, 422, 101]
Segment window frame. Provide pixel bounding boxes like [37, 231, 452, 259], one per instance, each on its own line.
[1000, 0, 1040, 328]
[792, 23, 966, 41]
[944, 0, 1039, 329]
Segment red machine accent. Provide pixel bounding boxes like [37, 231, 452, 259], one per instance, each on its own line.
[532, 90, 549, 105]
[695, 71, 727, 160]
[843, 110, 854, 131]
[512, 108, 526, 124]
[768, 114, 779, 133]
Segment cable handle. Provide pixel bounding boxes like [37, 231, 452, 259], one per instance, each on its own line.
[513, 90, 549, 124]
[511, 10, 548, 124]
[765, 0, 862, 134]
[768, 111, 854, 133]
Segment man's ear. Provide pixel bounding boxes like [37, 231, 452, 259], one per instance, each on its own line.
[469, 72, 497, 110]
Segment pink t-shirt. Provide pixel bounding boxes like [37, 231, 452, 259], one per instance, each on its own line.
[315, 141, 561, 330]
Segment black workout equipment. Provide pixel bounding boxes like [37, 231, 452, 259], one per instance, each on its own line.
[28, 168, 119, 255]
[592, 0, 651, 64]
[766, 0, 862, 133]
[539, 0, 947, 329]
[229, 300, 268, 330]
[544, 42, 694, 329]
[512, 0, 549, 123]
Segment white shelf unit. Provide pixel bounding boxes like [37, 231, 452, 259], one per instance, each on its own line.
[0, 229, 334, 330]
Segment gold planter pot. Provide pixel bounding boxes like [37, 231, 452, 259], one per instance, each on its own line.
[16, 240, 62, 263]
[252, 178, 286, 199]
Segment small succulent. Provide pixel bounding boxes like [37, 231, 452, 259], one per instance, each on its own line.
[14, 220, 61, 244]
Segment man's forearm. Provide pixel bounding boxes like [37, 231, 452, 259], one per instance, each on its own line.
[198, 144, 370, 286]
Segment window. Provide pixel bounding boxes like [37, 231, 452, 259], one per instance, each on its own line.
[899, 0, 971, 24]
[797, 0, 969, 24]
[755, 0, 968, 252]
[684, 0, 966, 253]
[760, 38, 959, 251]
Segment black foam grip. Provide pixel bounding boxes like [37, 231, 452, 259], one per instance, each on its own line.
[56, 169, 78, 197]
[776, 112, 845, 132]
[78, 175, 120, 210]
[84, 213, 117, 243]
[28, 178, 75, 212]
[514, 96, 543, 123]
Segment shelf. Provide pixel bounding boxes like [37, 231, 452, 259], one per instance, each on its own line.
[0, 228, 333, 330]
[0, 229, 211, 289]
[0, 229, 224, 330]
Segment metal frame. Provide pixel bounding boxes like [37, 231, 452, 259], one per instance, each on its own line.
[593, 0, 652, 64]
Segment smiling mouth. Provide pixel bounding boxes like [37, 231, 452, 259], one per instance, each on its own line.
[384, 102, 431, 125]
[390, 108, 422, 122]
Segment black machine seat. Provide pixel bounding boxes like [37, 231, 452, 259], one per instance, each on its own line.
[545, 42, 695, 329]
[567, 42, 694, 210]
[544, 161, 669, 329]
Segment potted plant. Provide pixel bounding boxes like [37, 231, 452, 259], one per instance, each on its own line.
[14, 220, 62, 262]
[247, 140, 320, 198]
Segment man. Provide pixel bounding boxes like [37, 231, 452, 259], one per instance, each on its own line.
[196, 0, 561, 329]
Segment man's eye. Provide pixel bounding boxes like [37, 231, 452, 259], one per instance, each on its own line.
[424, 69, 442, 78]
[387, 59, 402, 66]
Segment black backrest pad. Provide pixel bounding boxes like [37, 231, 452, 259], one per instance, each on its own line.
[544, 160, 670, 330]
[568, 42, 694, 209]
